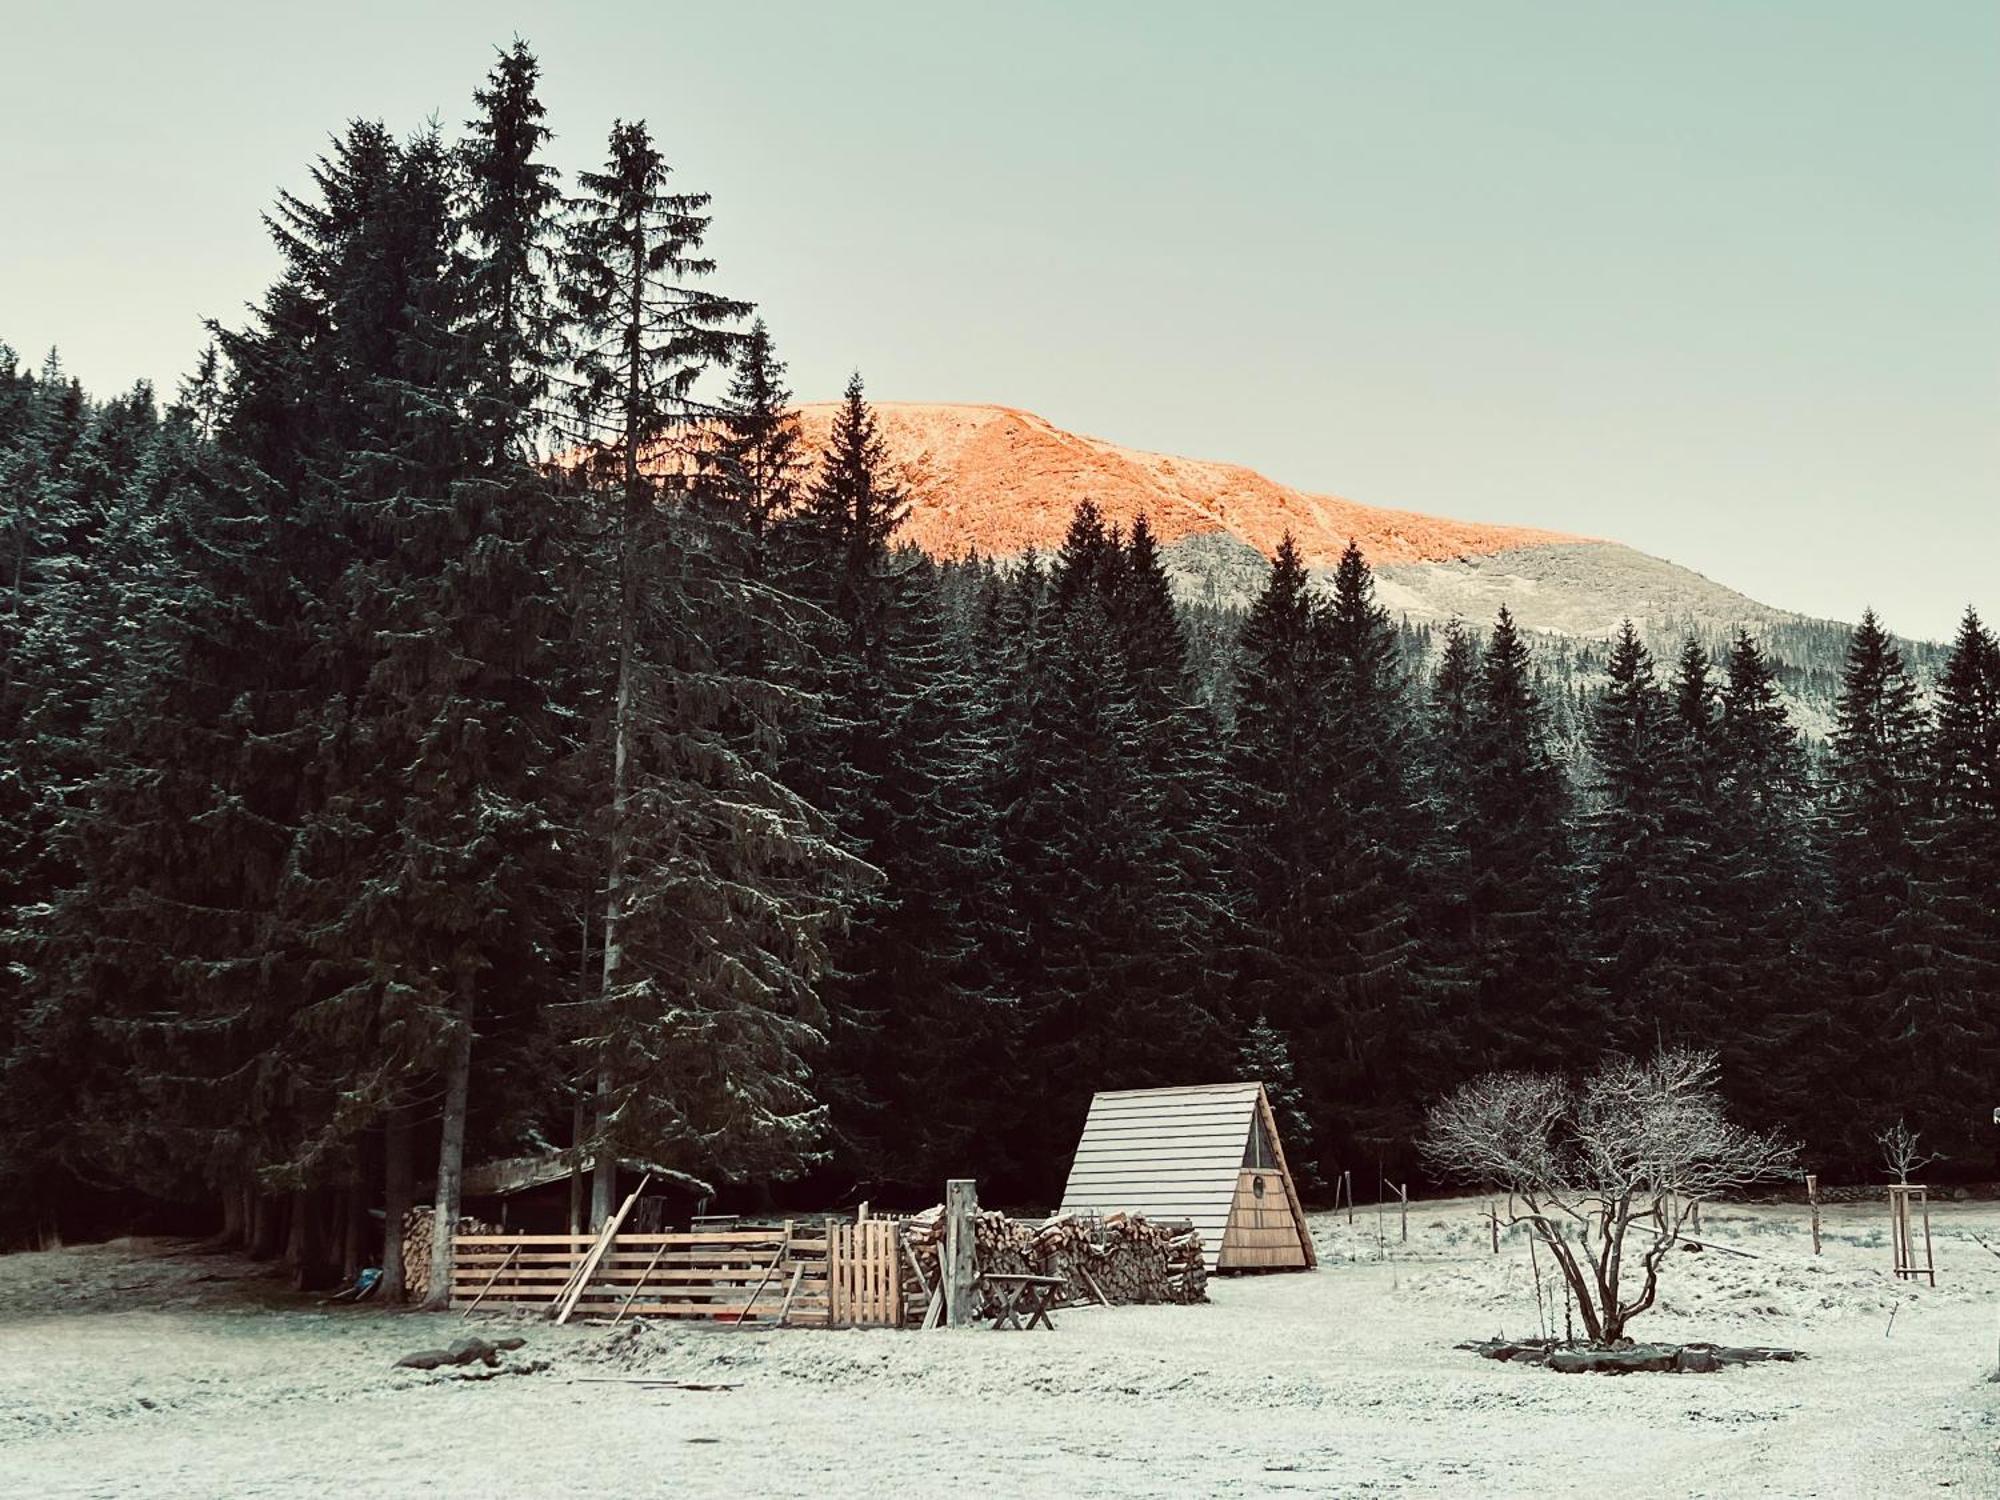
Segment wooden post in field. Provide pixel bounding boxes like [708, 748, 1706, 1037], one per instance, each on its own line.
[943, 1179, 978, 1328]
[1807, 1174, 1821, 1256]
[1489, 1201, 1500, 1254]
[1343, 1170, 1353, 1225]
[1919, 1191, 1935, 1287]
[1396, 1183, 1409, 1244]
[1691, 1200, 1702, 1237]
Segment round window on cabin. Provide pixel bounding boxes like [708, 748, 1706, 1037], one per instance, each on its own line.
[1252, 1174, 1266, 1198]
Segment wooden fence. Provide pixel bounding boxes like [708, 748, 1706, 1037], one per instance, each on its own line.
[826, 1218, 903, 1327]
[450, 1218, 903, 1327]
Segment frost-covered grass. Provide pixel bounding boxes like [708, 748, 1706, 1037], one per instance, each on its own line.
[6, 1199, 2000, 1497]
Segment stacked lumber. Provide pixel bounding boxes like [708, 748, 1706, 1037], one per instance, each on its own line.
[899, 1205, 1208, 1318]
[402, 1206, 497, 1303]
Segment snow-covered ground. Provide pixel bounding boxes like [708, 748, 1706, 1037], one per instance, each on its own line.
[7, 1198, 2000, 1497]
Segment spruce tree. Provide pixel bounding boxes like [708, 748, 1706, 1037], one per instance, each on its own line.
[776, 375, 996, 1193]
[558, 119, 847, 1221]
[1819, 610, 1938, 1166]
[1582, 622, 1685, 1042]
[1463, 606, 1584, 1070]
[1916, 609, 2000, 1159]
[706, 318, 808, 544]
[458, 38, 562, 465]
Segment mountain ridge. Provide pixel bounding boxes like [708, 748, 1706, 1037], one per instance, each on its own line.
[792, 400, 1800, 642]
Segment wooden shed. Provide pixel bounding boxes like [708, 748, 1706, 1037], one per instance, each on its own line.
[1057, 1081, 1316, 1272]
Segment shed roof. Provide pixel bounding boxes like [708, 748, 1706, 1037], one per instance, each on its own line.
[458, 1152, 714, 1200]
[1056, 1081, 1267, 1270]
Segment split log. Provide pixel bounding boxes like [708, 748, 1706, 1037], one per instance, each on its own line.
[400, 1206, 498, 1305]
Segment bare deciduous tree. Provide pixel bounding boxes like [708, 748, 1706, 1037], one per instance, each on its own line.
[1875, 1118, 1937, 1184]
[1424, 1048, 1797, 1344]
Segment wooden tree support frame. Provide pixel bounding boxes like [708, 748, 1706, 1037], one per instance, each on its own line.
[1888, 1183, 1935, 1285]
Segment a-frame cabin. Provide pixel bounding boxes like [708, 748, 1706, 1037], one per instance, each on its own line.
[1057, 1081, 1317, 1272]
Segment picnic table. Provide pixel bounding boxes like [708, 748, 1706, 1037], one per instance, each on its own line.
[980, 1272, 1067, 1331]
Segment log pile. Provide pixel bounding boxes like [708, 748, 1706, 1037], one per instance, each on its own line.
[1031, 1212, 1207, 1306]
[899, 1206, 1207, 1318]
[401, 1206, 498, 1303]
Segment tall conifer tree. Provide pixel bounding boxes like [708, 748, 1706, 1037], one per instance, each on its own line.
[559, 120, 847, 1222]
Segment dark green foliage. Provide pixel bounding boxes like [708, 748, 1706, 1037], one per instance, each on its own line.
[775, 375, 997, 1194]
[1460, 606, 1585, 1070]
[1913, 610, 2000, 1162]
[1816, 611, 1940, 1164]
[1227, 537, 1423, 1177]
[556, 117, 847, 1197]
[1581, 623, 1684, 1041]
[4, 43, 1997, 1246]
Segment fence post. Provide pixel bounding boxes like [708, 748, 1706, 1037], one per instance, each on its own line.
[943, 1179, 978, 1328]
[1807, 1174, 1821, 1256]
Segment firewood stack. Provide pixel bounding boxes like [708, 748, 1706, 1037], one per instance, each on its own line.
[400, 1206, 498, 1303]
[898, 1205, 1208, 1318]
[1031, 1212, 1208, 1306]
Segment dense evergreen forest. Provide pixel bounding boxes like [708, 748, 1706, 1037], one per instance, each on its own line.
[3, 46, 1996, 1287]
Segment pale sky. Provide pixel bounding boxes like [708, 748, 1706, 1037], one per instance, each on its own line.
[5, 1, 1994, 637]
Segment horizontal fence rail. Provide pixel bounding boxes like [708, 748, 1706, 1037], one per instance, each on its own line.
[449, 1220, 905, 1327]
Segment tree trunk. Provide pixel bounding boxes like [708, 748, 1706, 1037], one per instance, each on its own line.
[593, 569, 634, 1232]
[1535, 1223, 1605, 1343]
[341, 1186, 366, 1283]
[422, 982, 476, 1311]
[220, 1184, 245, 1247]
[249, 1190, 281, 1260]
[283, 1187, 311, 1288]
[569, 1093, 586, 1236]
[382, 1104, 413, 1303]
[591, 1072, 616, 1228]
[590, 214, 648, 1235]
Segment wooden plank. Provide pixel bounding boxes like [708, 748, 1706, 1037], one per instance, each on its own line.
[727, 1230, 789, 1326]
[453, 1250, 778, 1268]
[453, 1270, 773, 1287]
[595, 1302, 780, 1319]
[555, 1173, 649, 1324]
[777, 1266, 804, 1328]
[1065, 1154, 1250, 1175]
[1067, 1123, 1256, 1143]
[903, 1237, 934, 1304]
[1064, 1156, 1253, 1175]
[1080, 1108, 1259, 1130]
[611, 1241, 671, 1325]
[1218, 1243, 1309, 1269]
[457, 1230, 786, 1248]
[826, 1218, 842, 1327]
[455, 1245, 520, 1316]
[1251, 1084, 1316, 1271]
[1089, 1096, 1262, 1115]
[1077, 1107, 1258, 1128]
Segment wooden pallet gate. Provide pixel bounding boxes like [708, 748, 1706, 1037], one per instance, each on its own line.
[826, 1217, 903, 1328]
